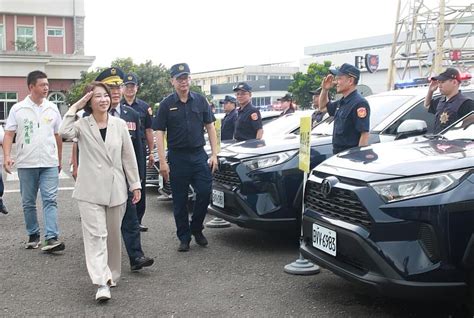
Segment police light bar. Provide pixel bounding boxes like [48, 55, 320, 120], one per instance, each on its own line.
[394, 78, 430, 90]
[460, 73, 472, 81]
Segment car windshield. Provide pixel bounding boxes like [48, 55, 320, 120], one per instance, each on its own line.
[311, 94, 415, 135]
[441, 112, 474, 140]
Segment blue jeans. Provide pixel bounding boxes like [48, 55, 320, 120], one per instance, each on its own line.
[18, 167, 59, 240]
[168, 148, 212, 243]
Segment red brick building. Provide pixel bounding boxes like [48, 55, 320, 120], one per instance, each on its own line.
[0, 0, 94, 119]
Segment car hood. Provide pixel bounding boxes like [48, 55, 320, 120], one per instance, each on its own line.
[219, 134, 333, 160]
[317, 136, 474, 181]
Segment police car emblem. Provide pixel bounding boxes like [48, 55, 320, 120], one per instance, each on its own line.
[320, 179, 332, 198]
[440, 112, 449, 124]
[111, 68, 117, 75]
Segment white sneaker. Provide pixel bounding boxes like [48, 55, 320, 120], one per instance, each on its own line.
[95, 285, 111, 302]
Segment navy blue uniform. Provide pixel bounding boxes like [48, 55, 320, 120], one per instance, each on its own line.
[280, 107, 295, 116]
[326, 90, 370, 154]
[428, 92, 474, 133]
[152, 91, 214, 243]
[221, 109, 238, 140]
[122, 98, 152, 224]
[116, 105, 146, 264]
[234, 103, 263, 141]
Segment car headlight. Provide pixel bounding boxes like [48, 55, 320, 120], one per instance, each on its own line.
[242, 151, 297, 171]
[370, 170, 470, 203]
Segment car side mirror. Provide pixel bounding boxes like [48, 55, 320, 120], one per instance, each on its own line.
[395, 119, 427, 140]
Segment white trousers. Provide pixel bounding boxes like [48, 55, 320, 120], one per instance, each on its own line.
[77, 200, 126, 286]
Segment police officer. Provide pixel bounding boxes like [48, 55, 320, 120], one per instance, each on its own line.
[277, 93, 296, 116]
[424, 68, 474, 133]
[95, 67, 154, 271]
[152, 63, 218, 252]
[309, 87, 326, 126]
[233, 82, 263, 141]
[319, 63, 370, 154]
[121, 73, 154, 232]
[219, 95, 238, 141]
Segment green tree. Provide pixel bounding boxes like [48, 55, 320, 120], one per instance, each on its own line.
[288, 61, 332, 109]
[66, 68, 102, 105]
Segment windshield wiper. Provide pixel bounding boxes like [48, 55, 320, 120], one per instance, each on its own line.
[424, 134, 448, 140]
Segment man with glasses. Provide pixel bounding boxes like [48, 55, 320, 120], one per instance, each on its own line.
[95, 67, 154, 272]
[319, 63, 370, 154]
[233, 82, 263, 141]
[152, 63, 218, 252]
[121, 73, 154, 232]
[424, 68, 474, 133]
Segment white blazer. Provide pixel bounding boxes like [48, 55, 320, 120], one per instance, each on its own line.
[59, 107, 141, 207]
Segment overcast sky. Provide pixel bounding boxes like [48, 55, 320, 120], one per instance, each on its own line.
[82, 0, 448, 73]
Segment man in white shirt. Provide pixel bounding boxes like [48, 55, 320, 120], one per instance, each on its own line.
[3, 70, 64, 252]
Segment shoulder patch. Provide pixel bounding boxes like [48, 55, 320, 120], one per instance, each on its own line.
[251, 113, 258, 121]
[357, 107, 367, 118]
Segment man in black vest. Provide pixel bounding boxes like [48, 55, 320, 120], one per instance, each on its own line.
[424, 68, 474, 133]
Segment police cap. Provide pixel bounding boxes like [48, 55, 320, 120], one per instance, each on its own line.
[170, 63, 190, 78]
[329, 63, 360, 81]
[309, 87, 322, 95]
[95, 67, 125, 86]
[219, 95, 237, 104]
[431, 68, 461, 82]
[277, 93, 293, 102]
[233, 82, 252, 92]
[124, 73, 139, 85]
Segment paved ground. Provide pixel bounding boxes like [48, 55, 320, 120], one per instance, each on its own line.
[0, 142, 471, 317]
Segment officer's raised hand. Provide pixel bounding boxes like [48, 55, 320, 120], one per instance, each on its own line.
[428, 80, 439, 93]
[322, 74, 335, 90]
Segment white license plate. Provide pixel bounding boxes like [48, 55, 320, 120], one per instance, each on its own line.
[158, 175, 164, 188]
[312, 223, 337, 256]
[212, 189, 224, 208]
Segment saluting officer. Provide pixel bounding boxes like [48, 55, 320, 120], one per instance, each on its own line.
[424, 68, 474, 133]
[121, 73, 155, 232]
[309, 87, 326, 126]
[95, 67, 154, 271]
[219, 95, 238, 141]
[152, 63, 218, 252]
[319, 63, 370, 154]
[233, 82, 263, 141]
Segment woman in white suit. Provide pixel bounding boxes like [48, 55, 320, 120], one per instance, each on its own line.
[59, 82, 141, 302]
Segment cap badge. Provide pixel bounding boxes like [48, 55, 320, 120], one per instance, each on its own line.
[111, 68, 117, 75]
[128, 75, 133, 80]
[178, 65, 184, 71]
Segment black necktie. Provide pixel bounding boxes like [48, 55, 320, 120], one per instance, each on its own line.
[110, 108, 117, 117]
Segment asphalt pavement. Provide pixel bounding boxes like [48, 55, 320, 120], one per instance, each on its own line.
[0, 142, 470, 317]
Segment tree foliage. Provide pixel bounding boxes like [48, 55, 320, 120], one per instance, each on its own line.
[288, 61, 332, 109]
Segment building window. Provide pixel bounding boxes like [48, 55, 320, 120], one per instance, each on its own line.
[0, 25, 4, 50]
[227, 76, 232, 83]
[233, 75, 239, 82]
[48, 92, 67, 115]
[16, 26, 35, 51]
[246, 75, 257, 81]
[211, 78, 216, 85]
[269, 75, 279, 79]
[47, 28, 64, 37]
[251, 96, 271, 108]
[280, 75, 291, 80]
[0, 92, 18, 121]
[258, 75, 268, 80]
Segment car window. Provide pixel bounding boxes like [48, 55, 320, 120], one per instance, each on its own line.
[383, 101, 435, 135]
[442, 112, 474, 140]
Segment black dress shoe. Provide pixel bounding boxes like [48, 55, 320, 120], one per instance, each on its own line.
[139, 224, 148, 232]
[193, 232, 208, 247]
[177, 240, 190, 252]
[0, 202, 8, 215]
[131, 256, 154, 271]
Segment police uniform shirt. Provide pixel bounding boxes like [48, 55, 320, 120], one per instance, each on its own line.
[122, 98, 152, 141]
[118, 105, 145, 180]
[234, 103, 263, 141]
[152, 91, 214, 149]
[428, 91, 474, 133]
[221, 108, 238, 141]
[326, 90, 370, 152]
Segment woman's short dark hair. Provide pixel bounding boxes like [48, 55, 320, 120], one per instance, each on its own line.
[82, 81, 111, 114]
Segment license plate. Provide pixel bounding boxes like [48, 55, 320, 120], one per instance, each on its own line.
[212, 189, 224, 208]
[312, 223, 337, 256]
[158, 175, 164, 188]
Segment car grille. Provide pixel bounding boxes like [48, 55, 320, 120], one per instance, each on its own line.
[305, 180, 372, 229]
[213, 167, 240, 188]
